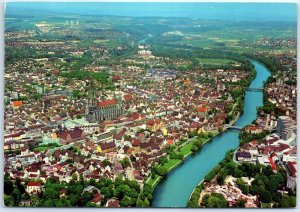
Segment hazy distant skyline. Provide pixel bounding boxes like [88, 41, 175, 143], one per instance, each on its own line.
[6, 2, 297, 22]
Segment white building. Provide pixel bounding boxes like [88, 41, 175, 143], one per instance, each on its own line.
[26, 182, 42, 194]
[287, 176, 297, 190]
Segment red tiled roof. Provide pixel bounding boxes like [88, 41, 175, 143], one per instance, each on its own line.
[132, 113, 140, 120]
[284, 147, 297, 155]
[146, 119, 161, 126]
[132, 138, 141, 147]
[133, 170, 141, 179]
[54, 150, 61, 157]
[100, 141, 116, 151]
[268, 157, 277, 172]
[27, 182, 41, 187]
[112, 75, 121, 81]
[198, 106, 207, 113]
[92, 194, 102, 203]
[246, 126, 258, 131]
[270, 152, 277, 158]
[12, 101, 23, 107]
[20, 147, 28, 151]
[184, 80, 190, 85]
[191, 122, 200, 128]
[29, 174, 38, 178]
[287, 161, 297, 177]
[114, 129, 126, 140]
[57, 130, 69, 140]
[69, 127, 83, 139]
[155, 119, 161, 124]
[52, 69, 60, 75]
[98, 99, 117, 107]
[4, 131, 25, 138]
[182, 97, 189, 103]
[138, 133, 145, 138]
[56, 165, 62, 171]
[123, 94, 132, 101]
[146, 120, 155, 126]
[107, 199, 120, 208]
[250, 140, 257, 146]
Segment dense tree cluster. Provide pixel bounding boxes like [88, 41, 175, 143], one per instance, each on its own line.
[137, 184, 153, 207]
[6, 47, 38, 63]
[201, 193, 228, 208]
[4, 175, 142, 207]
[120, 157, 131, 169]
[152, 46, 193, 59]
[191, 133, 211, 152]
[236, 178, 249, 194]
[187, 183, 205, 207]
[247, 54, 283, 74]
[61, 70, 109, 84]
[258, 100, 286, 117]
[4, 175, 26, 206]
[239, 130, 269, 146]
[148, 35, 183, 44]
[188, 149, 294, 208]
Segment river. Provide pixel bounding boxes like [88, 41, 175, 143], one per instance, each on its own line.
[151, 60, 271, 207]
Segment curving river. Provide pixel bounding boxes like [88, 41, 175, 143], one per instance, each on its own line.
[151, 60, 271, 207]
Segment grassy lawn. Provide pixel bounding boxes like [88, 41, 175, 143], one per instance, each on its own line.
[162, 159, 181, 170]
[261, 202, 271, 208]
[145, 135, 217, 189]
[33, 147, 49, 152]
[145, 160, 181, 188]
[34, 143, 62, 152]
[196, 58, 239, 66]
[98, 39, 122, 48]
[228, 102, 238, 116]
[94, 39, 109, 44]
[178, 141, 194, 157]
[177, 137, 213, 159]
[146, 175, 162, 188]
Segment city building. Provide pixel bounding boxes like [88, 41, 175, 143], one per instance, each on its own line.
[26, 182, 42, 194]
[86, 98, 123, 123]
[277, 116, 295, 140]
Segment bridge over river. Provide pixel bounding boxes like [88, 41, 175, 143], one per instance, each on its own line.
[246, 87, 264, 92]
[225, 125, 243, 130]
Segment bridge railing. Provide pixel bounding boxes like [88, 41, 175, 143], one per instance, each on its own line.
[246, 87, 264, 91]
[225, 125, 243, 130]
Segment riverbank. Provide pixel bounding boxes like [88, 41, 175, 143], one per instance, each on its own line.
[144, 104, 241, 200]
[187, 59, 272, 207]
[146, 113, 241, 190]
[146, 135, 212, 189]
[151, 59, 271, 207]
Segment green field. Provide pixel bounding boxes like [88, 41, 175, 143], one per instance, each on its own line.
[34, 143, 61, 152]
[34, 146, 49, 152]
[147, 175, 162, 188]
[196, 58, 240, 66]
[178, 141, 194, 157]
[94, 39, 109, 44]
[161, 159, 181, 170]
[261, 202, 271, 208]
[146, 137, 213, 188]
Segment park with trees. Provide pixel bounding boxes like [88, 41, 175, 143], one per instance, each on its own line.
[4, 175, 143, 207]
[188, 150, 296, 208]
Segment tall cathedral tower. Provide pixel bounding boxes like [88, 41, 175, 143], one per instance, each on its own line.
[87, 78, 97, 107]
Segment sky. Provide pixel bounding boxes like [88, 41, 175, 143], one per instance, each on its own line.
[5, 2, 298, 22]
